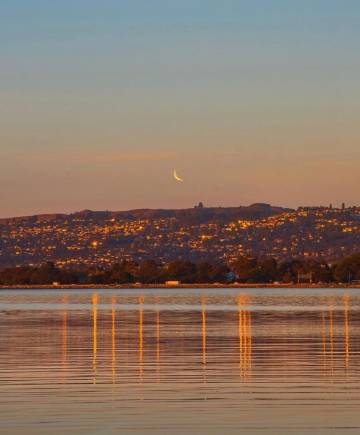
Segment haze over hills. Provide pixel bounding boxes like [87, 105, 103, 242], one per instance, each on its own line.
[1, 203, 360, 268]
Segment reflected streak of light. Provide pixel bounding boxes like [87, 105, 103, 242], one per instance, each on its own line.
[201, 297, 207, 386]
[247, 310, 252, 372]
[344, 294, 350, 369]
[156, 310, 160, 361]
[329, 307, 334, 376]
[62, 294, 68, 365]
[139, 296, 144, 381]
[112, 296, 116, 383]
[156, 309, 160, 382]
[239, 307, 243, 369]
[238, 294, 252, 379]
[92, 293, 98, 384]
[202, 299, 206, 367]
[321, 311, 327, 372]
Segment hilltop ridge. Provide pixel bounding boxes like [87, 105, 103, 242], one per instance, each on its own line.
[0, 203, 290, 224]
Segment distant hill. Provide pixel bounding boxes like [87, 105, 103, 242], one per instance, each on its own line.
[1, 204, 360, 268]
[0, 203, 289, 225]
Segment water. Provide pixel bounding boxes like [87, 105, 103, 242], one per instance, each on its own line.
[0, 288, 359, 434]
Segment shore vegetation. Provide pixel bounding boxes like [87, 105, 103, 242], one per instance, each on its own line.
[1, 254, 360, 286]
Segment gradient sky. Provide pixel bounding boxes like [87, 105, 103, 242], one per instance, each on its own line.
[1, 1, 360, 217]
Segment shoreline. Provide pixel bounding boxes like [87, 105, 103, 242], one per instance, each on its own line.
[0, 283, 359, 290]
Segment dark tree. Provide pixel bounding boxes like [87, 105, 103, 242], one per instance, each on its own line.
[231, 257, 258, 283]
[137, 260, 161, 283]
[165, 261, 197, 283]
[334, 253, 360, 283]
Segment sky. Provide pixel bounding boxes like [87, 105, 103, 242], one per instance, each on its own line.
[1, 0, 360, 217]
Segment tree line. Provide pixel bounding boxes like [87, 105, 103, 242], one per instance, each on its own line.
[1, 254, 360, 285]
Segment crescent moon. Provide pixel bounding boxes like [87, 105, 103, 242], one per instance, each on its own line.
[173, 169, 184, 182]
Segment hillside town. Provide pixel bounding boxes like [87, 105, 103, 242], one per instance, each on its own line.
[1, 203, 360, 269]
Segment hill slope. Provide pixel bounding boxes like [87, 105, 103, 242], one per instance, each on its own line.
[1, 204, 360, 267]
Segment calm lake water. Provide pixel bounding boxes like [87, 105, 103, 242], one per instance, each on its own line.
[0, 288, 359, 434]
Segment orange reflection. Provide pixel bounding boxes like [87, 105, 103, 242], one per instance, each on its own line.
[92, 293, 98, 384]
[201, 297, 207, 384]
[343, 294, 350, 369]
[61, 294, 69, 385]
[238, 294, 252, 379]
[156, 309, 160, 374]
[139, 295, 144, 381]
[112, 296, 116, 383]
[329, 307, 334, 375]
[201, 298, 207, 366]
[62, 294, 68, 365]
[321, 311, 327, 373]
[321, 304, 335, 377]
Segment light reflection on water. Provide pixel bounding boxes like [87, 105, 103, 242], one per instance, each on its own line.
[0, 289, 359, 434]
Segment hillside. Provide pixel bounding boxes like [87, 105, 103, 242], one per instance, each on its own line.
[1, 204, 360, 268]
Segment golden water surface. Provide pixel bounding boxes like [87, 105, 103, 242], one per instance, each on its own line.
[0, 289, 359, 434]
